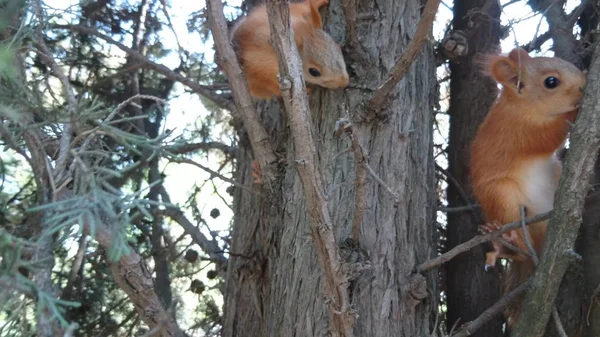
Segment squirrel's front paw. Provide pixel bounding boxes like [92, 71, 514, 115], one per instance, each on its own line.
[478, 221, 501, 235]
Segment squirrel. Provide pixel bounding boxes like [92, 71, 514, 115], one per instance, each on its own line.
[469, 47, 586, 327]
[230, 0, 349, 99]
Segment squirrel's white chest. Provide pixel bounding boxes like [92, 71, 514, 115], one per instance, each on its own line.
[520, 157, 561, 214]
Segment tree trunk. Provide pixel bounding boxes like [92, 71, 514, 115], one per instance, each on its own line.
[222, 0, 437, 335]
[445, 1, 503, 336]
[579, 154, 600, 337]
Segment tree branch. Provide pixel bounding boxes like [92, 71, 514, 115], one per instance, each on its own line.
[415, 211, 552, 273]
[159, 207, 228, 268]
[334, 118, 367, 243]
[52, 187, 185, 337]
[205, 0, 278, 186]
[367, 0, 441, 113]
[512, 40, 600, 337]
[451, 279, 531, 337]
[263, 0, 354, 335]
[166, 141, 237, 157]
[92, 222, 185, 337]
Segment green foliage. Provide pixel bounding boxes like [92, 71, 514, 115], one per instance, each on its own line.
[0, 0, 233, 336]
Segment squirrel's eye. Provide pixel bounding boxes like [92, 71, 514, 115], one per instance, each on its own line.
[309, 68, 321, 77]
[544, 76, 559, 89]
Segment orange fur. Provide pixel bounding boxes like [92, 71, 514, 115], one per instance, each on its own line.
[470, 48, 586, 327]
[230, 0, 349, 99]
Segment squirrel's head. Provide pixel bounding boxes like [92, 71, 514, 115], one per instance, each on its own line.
[485, 48, 586, 118]
[301, 29, 349, 90]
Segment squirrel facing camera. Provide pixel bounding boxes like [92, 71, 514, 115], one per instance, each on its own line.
[230, 0, 349, 99]
[470, 47, 586, 329]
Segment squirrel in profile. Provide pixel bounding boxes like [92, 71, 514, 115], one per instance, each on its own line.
[230, 0, 349, 99]
[470, 47, 586, 328]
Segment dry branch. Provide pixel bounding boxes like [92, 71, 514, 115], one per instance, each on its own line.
[94, 224, 184, 337]
[415, 211, 552, 273]
[205, 0, 278, 186]
[335, 118, 367, 242]
[264, 0, 354, 335]
[451, 279, 531, 337]
[367, 0, 441, 112]
[512, 41, 600, 337]
[166, 141, 237, 156]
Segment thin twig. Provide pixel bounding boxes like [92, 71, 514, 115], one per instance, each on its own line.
[166, 141, 237, 156]
[107, 94, 167, 123]
[552, 306, 569, 337]
[170, 157, 262, 196]
[438, 204, 479, 213]
[33, 6, 76, 181]
[520, 205, 539, 265]
[367, 0, 442, 112]
[436, 164, 482, 224]
[365, 163, 400, 205]
[415, 211, 552, 273]
[451, 279, 532, 337]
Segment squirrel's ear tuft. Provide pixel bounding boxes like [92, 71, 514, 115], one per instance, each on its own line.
[507, 48, 532, 63]
[488, 55, 524, 92]
[477, 47, 528, 92]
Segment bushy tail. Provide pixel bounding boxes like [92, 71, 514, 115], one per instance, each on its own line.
[503, 259, 536, 331]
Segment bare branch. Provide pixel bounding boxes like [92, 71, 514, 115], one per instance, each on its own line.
[159, 207, 228, 267]
[33, 4, 76, 183]
[522, 31, 552, 52]
[436, 164, 482, 224]
[552, 306, 569, 337]
[61, 234, 88, 301]
[166, 141, 237, 156]
[169, 157, 261, 195]
[367, 0, 441, 113]
[93, 224, 184, 337]
[335, 119, 367, 242]
[512, 42, 600, 337]
[451, 279, 531, 337]
[438, 205, 479, 213]
[263, 0, 354, 334]
[415, 211, 552, 273]
[205, 0, 278, 186]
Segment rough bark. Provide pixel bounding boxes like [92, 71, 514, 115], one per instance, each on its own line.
[221, 100, 285, 337]
[520, 2, 591, 336]
[444, 1, 503, 336]
[580, 157, 600, 337]
[575, 5, 600, 337]
[513, 41, 600, 337]
[222, 0, 437, 336]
